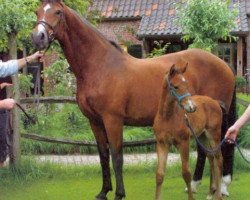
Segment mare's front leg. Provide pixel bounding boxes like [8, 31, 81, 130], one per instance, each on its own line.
[103, 114, 125, 200]
[178, 140, 195, 200]
[155, 139, 169, 200]
[90, 121, 112, 200]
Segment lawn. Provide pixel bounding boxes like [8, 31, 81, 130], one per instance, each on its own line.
[0, 158, 249, 200]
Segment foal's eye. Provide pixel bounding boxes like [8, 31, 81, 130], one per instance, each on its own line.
[174, 86, 179, 89]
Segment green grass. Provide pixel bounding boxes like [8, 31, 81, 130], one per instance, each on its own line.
[0, 155, 250, 200]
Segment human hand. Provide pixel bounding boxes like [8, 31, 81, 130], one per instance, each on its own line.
[29, 51, 44, 62]
[0, 83, 13, 89]
[0, 98, 16, 110]
[225, 126, 239, 143]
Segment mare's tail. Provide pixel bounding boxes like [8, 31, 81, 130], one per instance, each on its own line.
[221, 87, 237, 176]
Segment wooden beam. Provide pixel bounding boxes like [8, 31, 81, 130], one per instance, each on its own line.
[237, 37, 243, 76]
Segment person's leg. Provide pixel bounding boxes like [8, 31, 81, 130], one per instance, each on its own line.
[0, 110, 8, 167]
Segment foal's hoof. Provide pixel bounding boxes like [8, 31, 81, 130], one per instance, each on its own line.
[206, 194, 213, 200]
[185, 180, 201, 193]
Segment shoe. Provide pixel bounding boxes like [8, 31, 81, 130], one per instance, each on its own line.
[185, 180, 201, 193]
[221, 175, 231, 196]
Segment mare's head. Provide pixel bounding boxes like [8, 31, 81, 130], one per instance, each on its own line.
[165, 64, 196, 113]
[32, 0, 66, 50]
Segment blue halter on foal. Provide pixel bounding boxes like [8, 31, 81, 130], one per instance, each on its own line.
[166, 76, 191, 105]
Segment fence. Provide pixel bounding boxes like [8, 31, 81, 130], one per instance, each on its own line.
[9, 96, 156, 165]
[9, 96, 248, 166]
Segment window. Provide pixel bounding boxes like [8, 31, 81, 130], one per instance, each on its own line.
[128, 45, 143, 58]
[218, 43, 236, 69]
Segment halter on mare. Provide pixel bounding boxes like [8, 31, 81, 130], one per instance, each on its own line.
[35, 2, 65, 53]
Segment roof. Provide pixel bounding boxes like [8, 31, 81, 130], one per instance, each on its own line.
[90, 0, 249, 39]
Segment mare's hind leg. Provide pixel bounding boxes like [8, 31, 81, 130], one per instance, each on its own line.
[178, 140, 195, 200]
[103, 115, 125, 200]
[90, 122, 112, 200]
[155, 140, 169, 200]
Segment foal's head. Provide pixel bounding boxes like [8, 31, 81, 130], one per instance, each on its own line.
[165, 64, 196, 113]
[32, 0, 66, 50]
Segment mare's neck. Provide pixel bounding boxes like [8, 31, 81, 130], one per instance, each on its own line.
[57, 7, 124, 79]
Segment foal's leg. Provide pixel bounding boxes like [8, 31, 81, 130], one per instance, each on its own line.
[178, 141, 195, 200]
[209, 132, 223, 200]
[90, 122, 112, 200]
[206, 133, 223, 200]
[155, 140, 169, 200]
[103, 115, 125, 200]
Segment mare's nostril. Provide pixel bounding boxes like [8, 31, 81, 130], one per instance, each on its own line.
[41, 32, 45, 40]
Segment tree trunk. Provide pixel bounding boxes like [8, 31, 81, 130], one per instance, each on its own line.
[8, 32, 21, 166]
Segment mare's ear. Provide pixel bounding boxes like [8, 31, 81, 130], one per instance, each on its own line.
[169, 64, 177, 78]
[181, 63, 188, 74]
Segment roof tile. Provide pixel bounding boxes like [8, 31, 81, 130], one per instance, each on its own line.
[90, 0, 249, 38]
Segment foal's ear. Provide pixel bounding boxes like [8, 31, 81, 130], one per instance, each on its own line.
[169, 64, 177, 77]
[181, 63, 188, 74]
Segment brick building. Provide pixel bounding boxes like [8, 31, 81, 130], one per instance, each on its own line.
[90, 0, 250, 77]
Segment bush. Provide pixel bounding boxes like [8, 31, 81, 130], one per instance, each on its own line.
[235, 76, 246, 90]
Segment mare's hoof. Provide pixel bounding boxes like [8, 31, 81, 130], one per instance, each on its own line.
[114, 195, 124, 200]
[96, 197, 107, 200]
[96, 198, 107, 200]
[95, 194, 108, 200]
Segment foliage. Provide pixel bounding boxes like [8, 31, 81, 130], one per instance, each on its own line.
[176, 0, 238, 52]
[235, 76, 247, 89]
[42, 59, 76, 96]
[19, 74, 34, 96]
[0, 0, 92, 52]
[236, 94, 250, 148]
[147, 41, 169, 58]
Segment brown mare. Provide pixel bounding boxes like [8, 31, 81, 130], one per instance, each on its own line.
[153, 64, 223, 200]
[31, 1, 235, 200]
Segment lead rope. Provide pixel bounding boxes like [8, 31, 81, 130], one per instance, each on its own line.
[184, 113, 250, 163]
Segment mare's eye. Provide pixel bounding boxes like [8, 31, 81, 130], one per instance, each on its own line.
[55, 10, 62, 15]
[174, 86, 179, 89]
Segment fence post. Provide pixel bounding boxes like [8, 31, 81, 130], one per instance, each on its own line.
[8, 33, 21, 166]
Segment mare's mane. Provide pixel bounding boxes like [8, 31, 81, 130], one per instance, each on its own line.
[70, 8, 123, 53]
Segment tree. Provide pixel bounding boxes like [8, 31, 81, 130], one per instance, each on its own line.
[176, 0, 238, 52]
[0, 0, 91, 166]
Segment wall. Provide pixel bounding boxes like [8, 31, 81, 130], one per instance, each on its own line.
[97, 20, 143, 46]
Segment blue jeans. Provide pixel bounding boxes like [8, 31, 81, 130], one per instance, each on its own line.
[0, 110, 9, 163]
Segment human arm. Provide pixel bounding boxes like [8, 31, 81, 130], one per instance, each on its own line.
[0, 51, 44, 78]
[0, 98, 16, 110]
[16, 51, 44, 70]
[225, 104, 250, 142]
[0, 82, 12, 89]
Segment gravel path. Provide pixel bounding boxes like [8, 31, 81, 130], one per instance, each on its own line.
[4, 149, 250, 166]
[34, 152, 197, 166]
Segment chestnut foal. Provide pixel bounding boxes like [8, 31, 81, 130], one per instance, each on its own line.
[153, 64, 223, 200]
